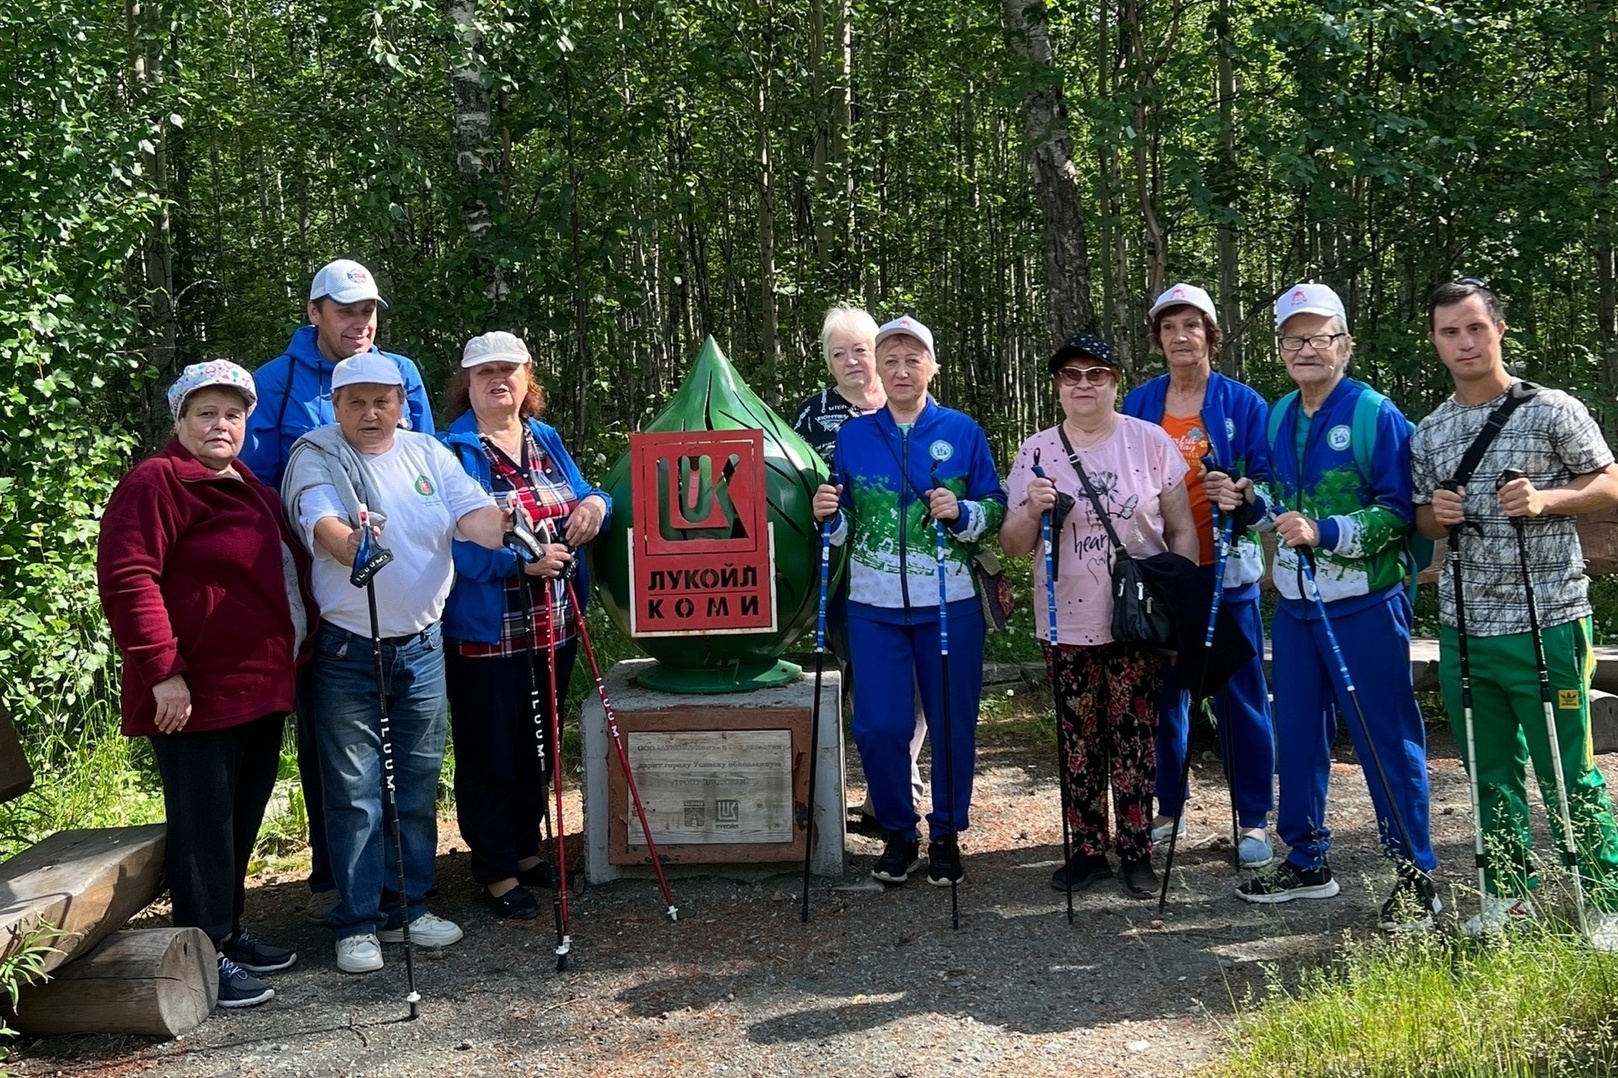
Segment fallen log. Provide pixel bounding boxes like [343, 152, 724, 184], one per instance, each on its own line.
[0, 824, 166, 974]
[8, 927, 216, 1037]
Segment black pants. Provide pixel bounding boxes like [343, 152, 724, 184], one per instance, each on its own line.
[446, 644, 576, 886]
[149, 713, 284, 946]
[295, 668, 333, 893]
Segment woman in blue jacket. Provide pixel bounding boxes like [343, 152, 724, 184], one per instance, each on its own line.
[439, 331, 611, 919]
[1122, 283, 1276, 869]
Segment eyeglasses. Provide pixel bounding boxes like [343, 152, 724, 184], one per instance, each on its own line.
[1278, 332, 1349, 353]
[1054, 366, 1116, 387]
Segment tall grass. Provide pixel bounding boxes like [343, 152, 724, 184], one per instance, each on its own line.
[1209, 916, 1618, 1077]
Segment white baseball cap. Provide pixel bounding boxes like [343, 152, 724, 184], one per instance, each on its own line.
[330, 352, 403, 391]
[461, 330, 532, 368]
[310, 259, 389, 308]
[874, 315, 936, 360]
[1147, 282, 1218, 325]
[1275, 282, 1347, 330]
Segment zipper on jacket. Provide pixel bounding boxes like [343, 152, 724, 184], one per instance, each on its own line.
[897, 425, 912, 622]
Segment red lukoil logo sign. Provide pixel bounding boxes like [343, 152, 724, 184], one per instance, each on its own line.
[627, 430, 777, 636]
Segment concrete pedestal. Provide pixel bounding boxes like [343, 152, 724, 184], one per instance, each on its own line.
[581, 657, 845, 882]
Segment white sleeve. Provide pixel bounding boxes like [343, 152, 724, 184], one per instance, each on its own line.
[428, 439, 498, 519]
[297, 484, 347, 538]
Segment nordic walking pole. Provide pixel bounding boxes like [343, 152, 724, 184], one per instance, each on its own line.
[1159, 497, 1239, 911]
[801, 473, 837, 924]
[1439, 480, 1491, 915]
[350, 504, 419, 1020]
[1273, 495, 1421, 872]
[1499, 468, 1589, 934]
[508, 499, 572, 969]
[930, 461, 961, 931]
[565, 571, 679, 921]
[1032, 451, 1074, 925]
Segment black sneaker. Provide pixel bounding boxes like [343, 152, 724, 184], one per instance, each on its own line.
[1379, 869, 1442, 932]
[220, 929, 296, 974]
[1119, 857, 1159, 900]
[1050, 852, 1112, 893]
[484, 884, 541, 920]
[926, 836, 964, 887]
[1236, 860, 1340, 904]
[870, 834, 921, 884]
[216, 955, 274, 1008]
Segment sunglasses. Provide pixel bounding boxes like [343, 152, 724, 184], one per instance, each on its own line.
[1054, 366, 1116, 387]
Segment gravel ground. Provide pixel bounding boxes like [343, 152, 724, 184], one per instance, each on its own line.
[11, 706, 1536, 1078]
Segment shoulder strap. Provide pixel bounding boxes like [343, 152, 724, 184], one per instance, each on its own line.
[1450, 380, 1541, 488]
[1267, 390, 1299, 450]
[1056, 424, 1128, 557]
[1350, 386, 1387, 483]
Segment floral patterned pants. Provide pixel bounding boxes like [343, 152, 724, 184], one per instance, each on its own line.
[1044, 641, 1168, 862]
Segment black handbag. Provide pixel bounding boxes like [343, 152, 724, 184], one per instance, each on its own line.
[1056, 426, 1177, 652]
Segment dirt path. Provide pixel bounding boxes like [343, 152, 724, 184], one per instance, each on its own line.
[13, 715, 1511, 1078]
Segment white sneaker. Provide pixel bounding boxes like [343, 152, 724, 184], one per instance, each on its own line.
[378, 912, 463, 948]
[1587, 911, 1618, 952]
[1461, 894, 1536, 938]
[335, 934, 383, 974]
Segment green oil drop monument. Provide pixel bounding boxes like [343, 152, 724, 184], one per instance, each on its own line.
[581, 338, 847, 882]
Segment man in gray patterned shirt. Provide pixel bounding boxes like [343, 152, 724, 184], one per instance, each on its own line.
[1411, 278, 1618, 948]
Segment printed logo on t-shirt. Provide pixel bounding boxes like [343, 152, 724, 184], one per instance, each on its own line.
[929, 440, 953, 462]
[1172, 424, 1208, 465]
[414, 474, 436, 497]
[1327, 424, 1352, 451]
[1226, 417, 1236, 440]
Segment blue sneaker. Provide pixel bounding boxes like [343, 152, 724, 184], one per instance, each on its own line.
[1238, 830, 1274, 870]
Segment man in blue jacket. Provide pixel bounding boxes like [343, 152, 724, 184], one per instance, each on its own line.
[1213, 282, 1438, 931]
[1123, 282, 1276, 870]
[242, 259, 435, 923]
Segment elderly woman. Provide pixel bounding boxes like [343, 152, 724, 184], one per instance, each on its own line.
[1002, 333, 1199, 899]
[439, 331, 610, 919]
[98, 361, 313, 1010]
[791, 305, 925, 823]
[281, 352, 511, 975]
[810, 315, 1006, 887]
[1121, 283, 1276, 868]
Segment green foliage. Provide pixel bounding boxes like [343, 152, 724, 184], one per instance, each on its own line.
[0, 919, 75, 1066]
[1208, 918, 1618, 1077]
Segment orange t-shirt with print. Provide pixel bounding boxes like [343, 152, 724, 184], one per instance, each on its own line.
[1160, 413, 1215, 566]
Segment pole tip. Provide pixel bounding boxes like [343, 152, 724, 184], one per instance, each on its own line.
[667, 906, 680, 922]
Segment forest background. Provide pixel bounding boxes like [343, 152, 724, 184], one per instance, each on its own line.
[1, 0, 1615, 835]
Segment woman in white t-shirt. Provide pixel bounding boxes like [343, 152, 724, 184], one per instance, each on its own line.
[282, 352, 510, 977]
[1001, 332, 1198, 901]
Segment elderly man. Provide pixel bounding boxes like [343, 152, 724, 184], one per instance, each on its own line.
[1412, 278, 1618, 948]
[1211, 282, 1438, 930]
[242, 259, 435, 924]
[283, 353, 509, 975]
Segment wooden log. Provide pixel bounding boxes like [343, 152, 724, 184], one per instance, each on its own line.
[8, 927, 217, 1037]
[0, 824, 166, 974]
[0, 702, 33, 805]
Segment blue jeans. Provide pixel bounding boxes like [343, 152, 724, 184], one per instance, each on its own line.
[312, 619, 448, 941]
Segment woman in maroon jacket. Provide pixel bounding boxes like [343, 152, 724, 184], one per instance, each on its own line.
[97, 361, 314, 1011]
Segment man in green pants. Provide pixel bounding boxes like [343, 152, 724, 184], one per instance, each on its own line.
[1412, 277, 1618, 947]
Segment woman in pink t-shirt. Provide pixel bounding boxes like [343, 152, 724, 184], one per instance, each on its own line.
[1002, 332, 1198, 900]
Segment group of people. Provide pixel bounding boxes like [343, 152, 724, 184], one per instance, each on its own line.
[804, 278, 1618, 949]
[94, 260, 1618, 1015]
[97, 261, 608, 1009]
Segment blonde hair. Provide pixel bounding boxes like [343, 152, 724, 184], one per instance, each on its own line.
[819, 305, 880, 378]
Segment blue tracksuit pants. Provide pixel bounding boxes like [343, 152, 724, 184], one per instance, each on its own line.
[848, 598, 983, 842]
[1154, 580, 1275, 829]
[1271, 586, 1436, 872]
